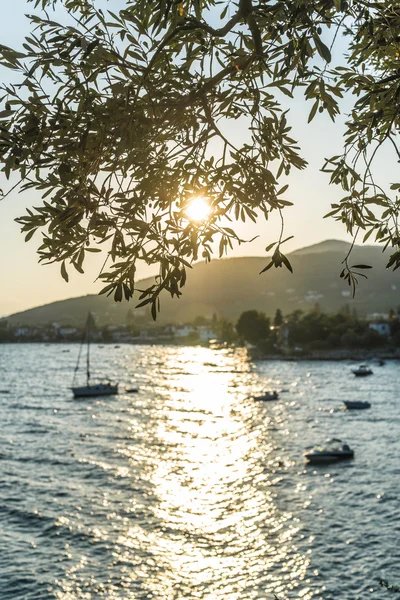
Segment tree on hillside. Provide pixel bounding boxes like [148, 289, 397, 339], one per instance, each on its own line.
[236, 310, 270, 344]
[126, 307, 139, 333]
[193, 315, 208, 326]
[87, 311, 96, 330]
[287, 309, 304, 324]
[1, 0, 400, 317]
[214, 317, 237, 344]
[274, 309, 283, 327]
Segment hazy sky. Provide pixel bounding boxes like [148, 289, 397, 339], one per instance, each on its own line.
[0, 2, 392, 316]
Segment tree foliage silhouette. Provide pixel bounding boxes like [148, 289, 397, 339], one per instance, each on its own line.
[0, 0, 399, 316]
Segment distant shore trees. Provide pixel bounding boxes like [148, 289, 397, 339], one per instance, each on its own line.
[214, 318, 237, 344]
[0, 1, 400, 316]
[236, 310, 271, 345]
[236, 307, 396, 353]
[274, 309, 283, 328]
[286, 309, 384, 351]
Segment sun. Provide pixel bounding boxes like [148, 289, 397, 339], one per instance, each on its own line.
[185, 197, 211, 222]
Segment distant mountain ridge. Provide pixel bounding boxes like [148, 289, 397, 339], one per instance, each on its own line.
[290, 239, 353, 255]
[3, 240, 398, 327]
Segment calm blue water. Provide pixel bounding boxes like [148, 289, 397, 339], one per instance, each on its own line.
[0, 344, 398, 599]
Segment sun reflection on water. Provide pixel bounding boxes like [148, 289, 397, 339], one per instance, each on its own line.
[49, 346, 315, 599]
[5, 344, 400, 599]
[127, 347, 312, 599]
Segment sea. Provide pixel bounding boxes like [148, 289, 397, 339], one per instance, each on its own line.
[0, 343, 399, 600]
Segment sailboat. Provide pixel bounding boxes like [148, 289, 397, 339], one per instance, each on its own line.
[71, 313, 119, 398]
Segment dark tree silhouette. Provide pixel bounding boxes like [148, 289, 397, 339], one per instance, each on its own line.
[236, 310, 270, 344]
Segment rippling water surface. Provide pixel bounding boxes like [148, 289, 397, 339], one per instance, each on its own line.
[0, 344, 399, 599]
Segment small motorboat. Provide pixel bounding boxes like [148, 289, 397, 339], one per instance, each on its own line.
[254, 390, 279, 401]
[344, 400, 371, 410]
[304, 439, 354, 464]
[352, 365, 373, 377]
[126, 387, 139, 394]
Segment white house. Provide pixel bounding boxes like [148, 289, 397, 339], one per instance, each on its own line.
[174, 325, 195, 338]
[369, 322, 390, 337]
[14, 327, 30, 337]
[163, 325, 176, 336]
[304, 290, 324, 302]
[59, 327, 78, 337]
[198, 326, 216, 342]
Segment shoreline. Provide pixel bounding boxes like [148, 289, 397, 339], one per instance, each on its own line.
[0, 341, 399, 361]
[247, 348, 400, 361]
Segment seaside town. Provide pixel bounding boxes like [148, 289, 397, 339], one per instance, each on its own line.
[2, 307, 400, 357]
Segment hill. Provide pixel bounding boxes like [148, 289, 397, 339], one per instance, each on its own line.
[3, 240, 399, 327]
[290, 239, 353, 256]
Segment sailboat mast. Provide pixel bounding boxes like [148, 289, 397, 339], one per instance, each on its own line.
[72, 327, 85, 387]
[86, 313, 91, 386]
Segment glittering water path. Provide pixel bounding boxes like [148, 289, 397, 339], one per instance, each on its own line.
[0, 344, 398, 599]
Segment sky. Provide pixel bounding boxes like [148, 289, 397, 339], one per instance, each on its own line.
[0, 1, 393, 316]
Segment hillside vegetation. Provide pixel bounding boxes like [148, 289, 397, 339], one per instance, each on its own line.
[3, 241, 399, 327]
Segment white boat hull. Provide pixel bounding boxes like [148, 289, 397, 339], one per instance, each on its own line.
[72, 384, 118, 398]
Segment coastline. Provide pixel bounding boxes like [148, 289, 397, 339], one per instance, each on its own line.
[1, 340, 399, 362]
[247, 347, 400, 361]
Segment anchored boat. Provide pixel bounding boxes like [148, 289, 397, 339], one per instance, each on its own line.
[304, 439, 354, 465]
[351, 365, 373, 377]
[344, 400, 371, 410]
[254, 390, 279, 401]
[71, 313, 119, 398]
